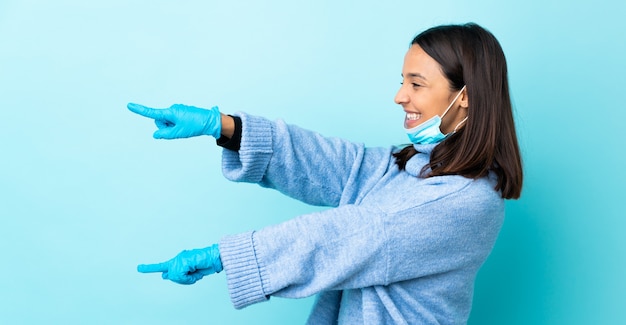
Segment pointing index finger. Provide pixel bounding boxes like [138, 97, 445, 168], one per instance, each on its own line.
[127, 103, 168, 120]
[137, 262, 169, 273]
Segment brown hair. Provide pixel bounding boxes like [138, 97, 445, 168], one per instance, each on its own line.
[393, 23, 523, 199]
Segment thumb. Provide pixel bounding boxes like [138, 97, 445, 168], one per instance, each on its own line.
[152, 127, 180, 139]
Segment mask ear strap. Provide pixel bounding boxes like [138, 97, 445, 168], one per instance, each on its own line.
[450, 85, 468, 132]
[441, 85, 466, 119]
[453, 116, 468, 132]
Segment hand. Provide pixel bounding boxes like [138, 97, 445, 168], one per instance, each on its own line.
[137, 244, 223, 285]
[127, 103, 222, 139]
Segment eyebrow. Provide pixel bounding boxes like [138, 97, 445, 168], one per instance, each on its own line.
[401, 73, 428, 81]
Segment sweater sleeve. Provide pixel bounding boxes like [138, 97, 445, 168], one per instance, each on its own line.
[221, 113, 391, 207]
[219, 176, 504, 309]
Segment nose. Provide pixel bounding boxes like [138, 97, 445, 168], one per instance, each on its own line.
[394, 85, 408, 106]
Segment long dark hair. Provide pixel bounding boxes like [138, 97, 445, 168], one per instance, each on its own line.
[393, 23, 523, 199]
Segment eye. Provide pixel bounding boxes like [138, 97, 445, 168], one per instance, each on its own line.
[400, 82, 420, 85]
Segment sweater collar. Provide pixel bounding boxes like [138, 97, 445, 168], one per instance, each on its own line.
[412, 143, 437, 154]
[404, 143, 437, 177]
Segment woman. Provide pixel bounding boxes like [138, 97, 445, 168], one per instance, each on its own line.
[129, 22, 522, 324]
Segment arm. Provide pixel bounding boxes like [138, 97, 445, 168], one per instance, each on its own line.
[219, 177, 505, 309]
[127, 103, 391, 207]
[221, 113, 393, 207]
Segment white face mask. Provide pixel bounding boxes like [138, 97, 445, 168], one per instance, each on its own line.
[404, 85, 467, 144]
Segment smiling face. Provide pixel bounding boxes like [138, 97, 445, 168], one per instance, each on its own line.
[395, 45, 468, 134]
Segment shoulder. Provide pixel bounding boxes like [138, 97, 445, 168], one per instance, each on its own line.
[369, 172, 503, 218]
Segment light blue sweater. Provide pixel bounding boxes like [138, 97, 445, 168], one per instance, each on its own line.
[218, 113, 504, 324]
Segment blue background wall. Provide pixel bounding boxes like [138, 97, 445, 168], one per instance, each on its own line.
[1, 0, 624, 324]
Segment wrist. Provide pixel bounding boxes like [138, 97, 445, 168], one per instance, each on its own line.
[220, 114, 235, 138]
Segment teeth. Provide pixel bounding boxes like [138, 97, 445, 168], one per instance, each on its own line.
[406, 112, 422, 120]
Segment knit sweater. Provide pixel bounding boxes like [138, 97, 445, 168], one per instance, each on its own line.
[218, 113, 504, 324]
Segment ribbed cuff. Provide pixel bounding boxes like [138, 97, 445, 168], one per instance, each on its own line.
[219, 231, 270, 309]
[221, 113, 274, 183]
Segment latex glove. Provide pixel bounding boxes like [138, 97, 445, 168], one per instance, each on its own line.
[127, 103, 222, 139]
[137, 244, 223, 285]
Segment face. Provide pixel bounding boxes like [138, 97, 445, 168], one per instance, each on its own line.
[395, 45, 468, 134]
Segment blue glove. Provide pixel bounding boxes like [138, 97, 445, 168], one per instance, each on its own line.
[137, 244, 223, 285]
[127, 103, 222, 139]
